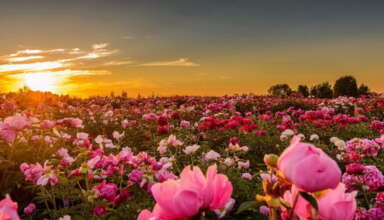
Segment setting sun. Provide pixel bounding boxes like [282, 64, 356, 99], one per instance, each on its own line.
[17, 73, 59, 92]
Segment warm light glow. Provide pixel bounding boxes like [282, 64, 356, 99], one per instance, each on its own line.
[17, 73, 59, 92]
[7, 56, 44, 62]
[0, 61, 65, 72]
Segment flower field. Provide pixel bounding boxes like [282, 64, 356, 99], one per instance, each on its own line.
[1, 91, 384, 220]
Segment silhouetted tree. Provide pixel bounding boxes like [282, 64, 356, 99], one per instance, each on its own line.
[297, 85, 309, 97]
[311, 82, 333, 98]
[358, 84, 370, 96]
[334, 75, 358, 97]
[268, 84, 292, 97]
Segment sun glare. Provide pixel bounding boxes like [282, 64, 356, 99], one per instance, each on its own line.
[18, 73, 59, 92]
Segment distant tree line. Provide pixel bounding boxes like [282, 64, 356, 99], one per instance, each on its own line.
[268, 75, 371, 98]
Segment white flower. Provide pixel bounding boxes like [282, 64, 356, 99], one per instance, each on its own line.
[183, 144, 200, 154]
[335, 140, 346, 150]
[214, 198, 235, 218]
[224, 157, 235, 166]
[112, 131, 125, 141]
[240, 146, 249, 152]
[94, 135, 104, 144]
[167, 134, 183, 147]
[280, 129, 295, 141]
[330, 137, 339, 143]
[310, 134, 319, 141]
[241, 173, 253, 180]
[76, 132, 89, 140]
[204, 150, 221, 161]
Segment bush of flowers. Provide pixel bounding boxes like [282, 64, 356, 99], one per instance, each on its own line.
[0, 91, 383, 219]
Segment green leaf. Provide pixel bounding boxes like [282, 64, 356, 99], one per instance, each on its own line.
[107, 215, 121, 220]
[299, 192, 318, 210]
[235, 200, 258, 214]
[71, 215, 87, 220]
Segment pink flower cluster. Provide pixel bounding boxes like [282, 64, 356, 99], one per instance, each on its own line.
[0, 114, 30, 142]
[92, 180, 131, 207]
[345, 138, 382, 158]
[198, 115, 258, 132]
[343, 163, 384, 192]
[20, 161, 58, 186]
[355, 193, 384, 220]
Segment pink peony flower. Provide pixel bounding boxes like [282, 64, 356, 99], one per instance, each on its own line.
[40, 120, 55, 129]
[362, 166, 384, 191]
[278, 136, 341, 192]
[0, 195, 20, 220]
[93, 181, 117, 203]
[4, 114, 30, 130]
[346, 163, 365, 174]
[140, 164, 233, 219]
[317, 183, 357, 220]
[238, 160, 250, 169]
[93, 205, 107, 216]
[23, 203, 36, 215]
[375, 192, 384, 209]
[283, 183, 356, 220]
[0, 124, 17, 142]
[180, 120, 190, 128]
[128, 169, 144, 182]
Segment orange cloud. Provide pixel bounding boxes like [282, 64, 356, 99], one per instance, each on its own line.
[6, 56, 44, 63]
[140, 58, 199, 67]
[0, 61, 66, 73]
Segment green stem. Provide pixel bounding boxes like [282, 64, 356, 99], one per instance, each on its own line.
[269, 208, 278, 220]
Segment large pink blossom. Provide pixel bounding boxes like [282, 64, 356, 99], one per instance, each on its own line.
[0, 195, 20, 220]
[278, 136, 341, 192]
[138, 164, 233, 220]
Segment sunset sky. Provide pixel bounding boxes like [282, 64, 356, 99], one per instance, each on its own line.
[1, 0, 384, 97]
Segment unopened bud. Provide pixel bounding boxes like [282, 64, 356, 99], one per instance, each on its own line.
[264, 154, 279, 167]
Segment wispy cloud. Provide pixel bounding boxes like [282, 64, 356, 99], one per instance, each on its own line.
[92, 43, 109, 50]
[140, 58, 199, 67]
[9, 48, 65, 57]
[6, 55, 44, 63]
[71, 43, 118, 60]
[121, 35, 134, 40]
[0, 61, 66, 73]
[103, 60, 134, 66]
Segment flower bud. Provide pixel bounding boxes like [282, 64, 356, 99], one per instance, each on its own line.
[264, 154, 279, 167]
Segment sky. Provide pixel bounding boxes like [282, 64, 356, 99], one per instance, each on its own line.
[1, 0, 384, 97]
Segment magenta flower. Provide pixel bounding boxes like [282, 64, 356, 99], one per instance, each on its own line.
[93, 181, 118, 203]
[93, 205, 107, 216]
[23, 203, 36, 215]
